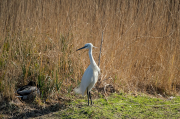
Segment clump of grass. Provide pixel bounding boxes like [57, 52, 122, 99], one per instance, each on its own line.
[0, 0, 180, 102]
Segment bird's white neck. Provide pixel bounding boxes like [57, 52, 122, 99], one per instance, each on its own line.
[88, 47, 98, 70]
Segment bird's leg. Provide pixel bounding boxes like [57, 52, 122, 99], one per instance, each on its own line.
[89, 91, 92, 105]
[87, 88, 89, 106]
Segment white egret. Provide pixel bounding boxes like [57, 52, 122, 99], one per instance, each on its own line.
[74, 43, 100, 105]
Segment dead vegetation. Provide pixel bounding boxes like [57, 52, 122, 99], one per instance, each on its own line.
[0, 0, 180, 103]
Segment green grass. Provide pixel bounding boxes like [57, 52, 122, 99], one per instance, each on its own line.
[49, 93, 180, 119]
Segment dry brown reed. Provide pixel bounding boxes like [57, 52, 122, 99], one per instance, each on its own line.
[0, 0, 179, 101]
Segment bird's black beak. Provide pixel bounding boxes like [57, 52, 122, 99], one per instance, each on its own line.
[76, 46, 87, 51]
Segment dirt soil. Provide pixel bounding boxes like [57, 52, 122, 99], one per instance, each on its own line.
[0, 97, 71, 119]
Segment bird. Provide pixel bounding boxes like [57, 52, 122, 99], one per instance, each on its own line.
[74, 43, 100, 106]
[16, 81, 40, 102]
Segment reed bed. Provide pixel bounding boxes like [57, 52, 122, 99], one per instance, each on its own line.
[0, 0, 179, 101]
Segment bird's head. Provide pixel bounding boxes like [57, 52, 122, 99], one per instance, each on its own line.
[28, 81, 36, 86]
[76, 43, 97, 51]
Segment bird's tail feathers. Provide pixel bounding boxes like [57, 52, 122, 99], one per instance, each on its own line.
[74, 86, 86, 96]
[74, 87, 82, 95]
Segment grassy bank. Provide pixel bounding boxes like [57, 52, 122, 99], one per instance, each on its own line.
[54, 93, 180, 118]
[1, 93, 180, 118]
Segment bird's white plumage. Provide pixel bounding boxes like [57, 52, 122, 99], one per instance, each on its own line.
[74, 43, 100, 96]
